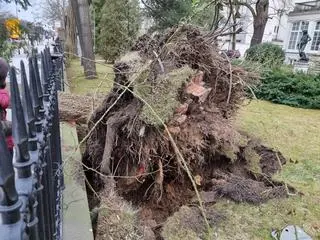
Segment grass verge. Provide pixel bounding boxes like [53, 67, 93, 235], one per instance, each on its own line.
[66, 57, 114, 94]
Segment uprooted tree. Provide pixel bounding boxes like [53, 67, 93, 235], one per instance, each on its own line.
[83, 25, 291, 212]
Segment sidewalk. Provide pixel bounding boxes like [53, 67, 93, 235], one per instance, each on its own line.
[60, 122, 93, 240]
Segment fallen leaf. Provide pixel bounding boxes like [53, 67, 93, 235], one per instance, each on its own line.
[194, 175, 202, 186]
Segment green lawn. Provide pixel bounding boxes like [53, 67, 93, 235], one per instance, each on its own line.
[66, 58, 114, 94]
[212, 100, 320, 239]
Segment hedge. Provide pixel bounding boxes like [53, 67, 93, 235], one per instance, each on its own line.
[255, 69, 320, 109]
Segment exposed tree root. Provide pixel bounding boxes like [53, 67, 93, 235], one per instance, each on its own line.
[82, 25, 292, 239]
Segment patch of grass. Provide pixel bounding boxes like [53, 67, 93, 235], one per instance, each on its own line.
[136, 66, 195, 125]
[212, 100, 320, 239]
[162, 206, 215, 240]
[96, 181, 143, 240]
[66, 58, 114, 95]
[244, 145, 262, 174]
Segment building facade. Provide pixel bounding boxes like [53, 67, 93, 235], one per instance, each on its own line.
[284, 1, 320, 64]
[219, 0, 294, 56]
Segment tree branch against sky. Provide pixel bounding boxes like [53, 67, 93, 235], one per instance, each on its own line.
[1, 0, 31, 9]
[233, 0, 269, 47]
[232, 0, 294, 47]
[41, 0, 67, 25]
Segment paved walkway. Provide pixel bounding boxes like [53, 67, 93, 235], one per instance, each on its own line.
[60, 122, 93, 240]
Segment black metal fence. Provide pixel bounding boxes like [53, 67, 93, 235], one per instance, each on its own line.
[0, 47, 64, 240]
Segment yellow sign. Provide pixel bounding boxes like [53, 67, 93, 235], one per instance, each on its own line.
[5, 18, 21, 39]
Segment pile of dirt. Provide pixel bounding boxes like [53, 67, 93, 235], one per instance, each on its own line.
[82, 25, 290, 238]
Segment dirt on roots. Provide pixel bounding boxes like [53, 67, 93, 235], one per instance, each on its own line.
[82, 25, 292, 239]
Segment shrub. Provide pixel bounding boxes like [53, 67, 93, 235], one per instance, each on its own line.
[255, 68, 320, 109]
[246, 43, 285, 68]
[96, 0, 140, 62]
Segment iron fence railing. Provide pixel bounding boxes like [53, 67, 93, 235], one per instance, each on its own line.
[0, 46, 64, 240]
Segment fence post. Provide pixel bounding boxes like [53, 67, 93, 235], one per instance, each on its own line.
[41, 53, 49, 102]
[10, 67, 39, 240]
[33, 56, 45, 117]
[0, 123, 23, 239]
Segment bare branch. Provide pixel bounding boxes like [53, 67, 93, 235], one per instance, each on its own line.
[218, 27, 243, 37]
[235, 0, 256, 17]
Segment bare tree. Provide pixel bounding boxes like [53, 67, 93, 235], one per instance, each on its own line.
[71, 0, 96, 79]
[235, 0, 269, 47]
[270, 0, 294, 41]
[234, 0, 294, 47]
[228, 1, 241, 50]
[41, 0, 67, 27]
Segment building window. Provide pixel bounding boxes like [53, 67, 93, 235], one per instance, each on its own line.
[311, 21, 320, 51]
[288, 21, 309, 50]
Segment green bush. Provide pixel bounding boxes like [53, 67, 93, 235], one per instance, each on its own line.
[246, 43, 285, 68]
[255, 68, 320, 109]
[96, 0, 140, 62]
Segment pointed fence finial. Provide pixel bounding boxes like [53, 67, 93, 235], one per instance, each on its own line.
[20, 61, 37, 151]
[33, 56, 44, 103]
[29, 58, 41, 120]
[10, 67, 32, 178]
[20, 61, 36, 136]
[41, 52, 48, 87]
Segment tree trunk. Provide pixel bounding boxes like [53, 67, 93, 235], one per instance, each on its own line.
[74, 0, 97, 79]
[250, 0, 269, 47]
[230, 4, 237, 50]
[210, 0, 221, 31]
[65, 5, 77, 57]
[70, 0, 83, 65]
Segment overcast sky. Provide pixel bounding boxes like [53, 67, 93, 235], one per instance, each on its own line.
[1, 0, 43, 22]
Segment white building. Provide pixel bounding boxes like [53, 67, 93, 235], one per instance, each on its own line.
[219, 0, 295, 56]
[284, 1, 320, 63]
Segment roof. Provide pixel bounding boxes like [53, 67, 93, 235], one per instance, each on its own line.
[291, 0, 320, 12]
